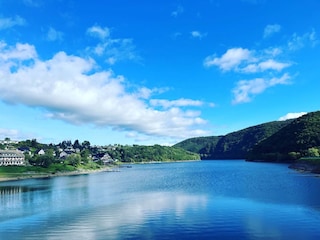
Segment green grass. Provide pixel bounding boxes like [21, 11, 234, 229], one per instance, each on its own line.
[0, 166, 48, 179]
[298, 157, 320, 165]
[0, 162, 104, 180]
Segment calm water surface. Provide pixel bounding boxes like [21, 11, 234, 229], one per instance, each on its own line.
[1, 160, 320, 239]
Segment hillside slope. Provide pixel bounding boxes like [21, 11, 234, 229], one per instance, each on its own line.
[174, 136, 221, 156]
[247, 111, 320, 162]
[174, 120, 292, 159]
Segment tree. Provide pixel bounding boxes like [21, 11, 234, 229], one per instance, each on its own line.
[73, 139, 82, 150]
[31, 139, 38, 148]
[30, 150, 55, 167]
[80, 149, 91, 164]
[82, 140, 91, 149]
[66, 154, 81, 166]
[307, 148, 320, 157]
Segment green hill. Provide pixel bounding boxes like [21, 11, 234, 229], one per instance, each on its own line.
[174, 120, 292, 159]
[109, 144, 200, 163]
[174, 136, 222, 156]
[247, 111, 320, 162]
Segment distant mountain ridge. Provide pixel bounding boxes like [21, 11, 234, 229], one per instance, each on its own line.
[247, 111, 320, 162]
[175, 111, 320, 162]
[174, 119, 292, 159]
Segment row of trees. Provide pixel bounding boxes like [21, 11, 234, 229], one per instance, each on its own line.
[2, 138, 200, 168]
[25, 149, 92, 168]
[108, 144, 199, 163]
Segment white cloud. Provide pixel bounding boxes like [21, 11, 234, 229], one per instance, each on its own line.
[191, 31, 207, 39]
[263, 47, 282, 57]
[204, 30, 315, 104]
[0, 128, 36, 141]
[268, 72, 290, 86]
[0, 15, 26, 30]
[204, 47, 252, 71]
[0, 41, 209, 140]
[87, 25, 110, 40]
[47, 27, 63, 41]
[204, 47, 292, 73]
[278, 112, 307, 121]
[0, 41, 37, 61]
[232, 73, 290, 104]
[242, 59, 291, 73]
[150, 98, 204, 109]
[288, 30, 318, 51]
[0, 128, 19, 140]
[171, 5, 184, 17]
[263, 24, 281, 38]
[86, 25, 139, 65]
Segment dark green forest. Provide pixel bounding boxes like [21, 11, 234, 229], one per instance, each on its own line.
[174, 119, 292, 159]
[109, 144, 199, 163]
[175, 111, 320, 164]
[247, 111, 320, 162]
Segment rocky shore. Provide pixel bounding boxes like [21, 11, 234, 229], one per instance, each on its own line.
[288, 160, 320, 174]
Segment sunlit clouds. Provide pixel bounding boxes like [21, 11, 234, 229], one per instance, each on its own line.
[0, 15, 26, 30]
[263, 24, 281, 38]
[204, 29, 317, 104]
[278, 112, 307, 121]
[86, 25, 140, 65]
[0, 40, 209, 141]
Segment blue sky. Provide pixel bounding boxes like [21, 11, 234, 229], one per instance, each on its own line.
[0, 0, 319, 146]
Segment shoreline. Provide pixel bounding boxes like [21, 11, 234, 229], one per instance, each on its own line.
[288, 161, 320, 175]
[127, 159, 201, 164]
[0, 160, 200, 182]
[0, 166, 117, 183]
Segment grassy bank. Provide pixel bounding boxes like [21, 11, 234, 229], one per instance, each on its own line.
[298, 157, 320, 164]
[0, 162, 111, 182]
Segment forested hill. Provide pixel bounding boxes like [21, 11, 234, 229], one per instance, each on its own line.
[247, 111, 320, 162]
[173, 136, 222, 155]
[174, 119, 292, 159]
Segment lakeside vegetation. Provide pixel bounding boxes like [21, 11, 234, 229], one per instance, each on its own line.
[0, 138, 199, 180]
[174, 119, 292, 159]
[247, 111, 320, 162]
[2, 111, 320, 178]
[175, 111, 320, 171]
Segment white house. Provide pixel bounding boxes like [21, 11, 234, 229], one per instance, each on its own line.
[0, 150, 25, 166]
[37, 149, 45, 155]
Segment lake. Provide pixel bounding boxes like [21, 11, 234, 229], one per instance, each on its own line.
[1, 160, 320, 239]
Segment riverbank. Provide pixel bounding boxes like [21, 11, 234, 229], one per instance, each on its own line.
[288, 160, 320, 174]
[0, 165, 118, 182]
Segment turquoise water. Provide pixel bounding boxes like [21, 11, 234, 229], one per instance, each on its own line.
[1, 160, 320, 239]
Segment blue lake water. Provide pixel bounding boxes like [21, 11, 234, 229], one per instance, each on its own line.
[1, 160, 320, 239]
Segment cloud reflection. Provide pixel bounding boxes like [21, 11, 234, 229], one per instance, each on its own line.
[44, 192, 208, 239]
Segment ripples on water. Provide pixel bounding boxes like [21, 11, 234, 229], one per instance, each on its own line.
[1, 160, 320, 239]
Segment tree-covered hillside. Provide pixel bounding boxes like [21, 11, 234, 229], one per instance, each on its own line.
[247, 111, 320, 162]
[174, 120, 292, 159]
[173, 136, 221, 155]
[109, 145, 199, 163]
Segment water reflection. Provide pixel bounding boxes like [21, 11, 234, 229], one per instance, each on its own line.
[1, 161, 320, 240]
[0, 185, 49, 194]
[0, 176, 90, 223]
[23, 191, 209, 240]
